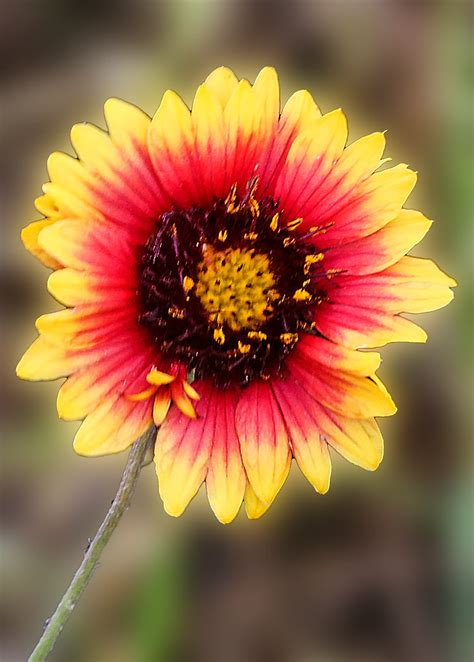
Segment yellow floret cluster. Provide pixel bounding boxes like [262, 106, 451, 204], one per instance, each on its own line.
[195, 246, 279, 332]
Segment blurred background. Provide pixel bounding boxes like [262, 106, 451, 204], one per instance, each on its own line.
[1, 0, 472, 660]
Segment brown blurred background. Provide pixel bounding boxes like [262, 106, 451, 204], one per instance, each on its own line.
[1, 1, 473, 660]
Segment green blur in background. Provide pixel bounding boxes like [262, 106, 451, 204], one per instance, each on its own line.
[1, 1, 473, 660]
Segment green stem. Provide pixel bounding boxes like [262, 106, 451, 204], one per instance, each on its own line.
[28, 426, 156, 662]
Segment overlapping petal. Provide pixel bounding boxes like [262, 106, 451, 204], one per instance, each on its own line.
[315, 256, 455, 349]
[16, 335, 89, 381]
[328, 256, 456, 314]
[273, 375, 383, 475]
[287, 344, 396, 420]
[57, 340, 156, 421]
[323, 209, 432, 276]
[315, 302, 428, 349]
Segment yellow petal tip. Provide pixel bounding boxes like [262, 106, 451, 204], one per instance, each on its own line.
[15, 356, 28, 380]
[163, 502, 186, 518]
[212, 507, 240, 525]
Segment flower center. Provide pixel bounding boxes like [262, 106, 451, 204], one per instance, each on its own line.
[138, 180, 327, 388]
[195, 246, 279, 332]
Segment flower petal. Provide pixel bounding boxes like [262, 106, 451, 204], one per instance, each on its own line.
[153, 388, 172, 426]
[204, 66, 239, 108]
[311, 164, 418, 248]
[296, 333, 381, 375]
[38, 97, 164, 243]
[244, 481, 275, 520]
[47, 268, 133, 307]
[329, 256, 456, 314]
[149, 68, 281, 206]
[16, 335, 84, 381]
[34, 192, 61, 219]
[104, 96, 166, 207]
[280, 89, 321, 128]
[73, 395, 152, 456]
[274, 375, 383, 473]
[259, 88, 321, 194]
[148, 89, 202, 208]
[271, 378, 331, 494]
[38, 219, 139, 276]
[279, 130, 386, 228]
[47, 151, 94, 209]
[70, 118, 162, 231]
[169, 378, 197, 418]
[191, 83, 227, 201]
[57, 341, 155, 420]
[206, 388, 246, 524]
[21, 218, 63, 269]
[252, 66, 280, 143]
[222, 79, 259, 193]
[235, 380, 291, 505]
[275, 109, 348, 222]
[323, 209, 432, 275]
[146, 368, 175, 386]
[36, 306, 138, 349]
[287, 353, 397, 418]
[315, 301, 428, 348]
[323, 411, 383, 471]
[154, 381, 214, 517]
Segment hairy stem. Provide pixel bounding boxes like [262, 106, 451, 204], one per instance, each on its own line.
[28, 426, 156, 662]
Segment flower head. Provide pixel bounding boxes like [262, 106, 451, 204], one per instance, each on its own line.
[17, 67, 456, 523]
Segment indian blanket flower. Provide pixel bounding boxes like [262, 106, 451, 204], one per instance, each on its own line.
[17, 67, 455, 523]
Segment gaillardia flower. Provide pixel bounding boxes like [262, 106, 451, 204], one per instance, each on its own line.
[17, 67, 455, 523]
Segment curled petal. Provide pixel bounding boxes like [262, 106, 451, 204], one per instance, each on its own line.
[287, 354, 397, 419]
[295, 334, 381, 376]
[153, 388, 172, 427]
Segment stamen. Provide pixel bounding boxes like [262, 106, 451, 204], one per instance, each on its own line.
[300, 222, 335, 241]
[247, 331, 267, 340]
[183, 276, 195, 292]
[293, 288, 311, 302]
[225, 183, 239, 213]
[238, 341, 251, 354]
[213, 327, 226, 344]
[287, 217, 303, 231]
[168, 307, 185, 319]
[249, 197, 260, 218]
[305, 253, 324, 265]
[280, 332, 299, 345]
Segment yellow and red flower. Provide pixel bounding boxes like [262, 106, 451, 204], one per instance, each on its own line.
[17, 67, 456, 523]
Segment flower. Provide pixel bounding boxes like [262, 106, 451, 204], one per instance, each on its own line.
[17, 66, 456, 523]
